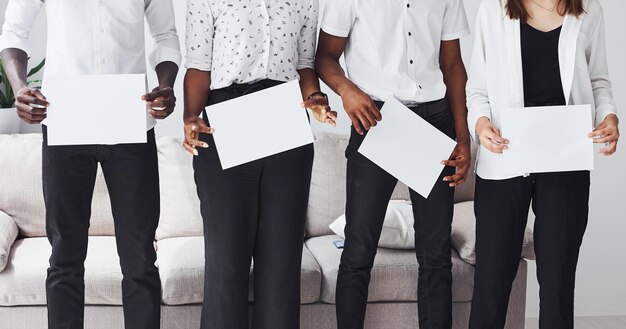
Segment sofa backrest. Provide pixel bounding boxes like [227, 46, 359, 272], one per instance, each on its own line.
[305, 133, 477, 237]
[0, 133, 476, 240]
[0, 134, 115, 237]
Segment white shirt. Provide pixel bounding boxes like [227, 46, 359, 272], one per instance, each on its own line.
[0, 0, 182, 129]
[321, 0, 470, 104]
[185, 0, 319, 90]
[467, 0, 618, 180]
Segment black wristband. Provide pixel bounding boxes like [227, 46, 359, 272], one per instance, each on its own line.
[307, 91, 328, 100]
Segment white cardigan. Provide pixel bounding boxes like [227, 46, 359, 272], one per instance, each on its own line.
[467, 0, 618, 180]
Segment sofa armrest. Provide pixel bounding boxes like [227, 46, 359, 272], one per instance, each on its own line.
[451, 201, 536, 265]
[0, 210, 18, 272]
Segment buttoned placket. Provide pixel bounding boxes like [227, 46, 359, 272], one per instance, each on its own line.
[96, 0, 106, 73]
[260, 0, 272, 77]
[404, 0, 423, 100]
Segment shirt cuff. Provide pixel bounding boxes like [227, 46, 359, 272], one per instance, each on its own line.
[185, 58, 212, 72]
[149, 46, 182, 70]
[0, 32, 32, 56]
[595, 104, 618, 127]
[320, 25, 351, 38]
[441, 29, 471, 41]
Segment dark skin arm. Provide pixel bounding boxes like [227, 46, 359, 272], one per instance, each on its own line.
[298, 68, 337, 126]
[439, 39, 471, 187]
[182, 69, 214, 156]
[0, 48, 49, 124]
[315, 31, 382, 135]
[142, 61, 179, 120]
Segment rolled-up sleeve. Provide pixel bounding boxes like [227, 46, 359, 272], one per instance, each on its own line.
[320, 0, 356, 38]
[0, 0, 44, 55]
[185, 0, 214, 71]
[145, 0, 182, 70]
[297, 0, 319, 70]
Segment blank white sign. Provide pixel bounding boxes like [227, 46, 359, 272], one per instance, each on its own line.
[43, 74, 147, 146]
[501, 105, 594, 174]
[204, 80, 314, 170]
[358, 98, 457, 198]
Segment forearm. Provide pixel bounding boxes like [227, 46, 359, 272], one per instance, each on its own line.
[315, 54, 358, 98]
[442, 62, 470, 143]
[183, 69, 211, 120]
[155, 61, 179, 88]
[0, 48, 29, 91]
[297, 68, 322, 101]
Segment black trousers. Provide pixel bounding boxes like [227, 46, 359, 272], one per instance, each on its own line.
[336, 99, 457, 329]
[194, 80, 314, 329]
[469, 171, 590, 329]
[42, 128, 161, 329]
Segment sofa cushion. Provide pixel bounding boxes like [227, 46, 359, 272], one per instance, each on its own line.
[0, 134, 116, 237]
[0, 237, 123, 306]
[306, 133, 478, 238]
[329, 200, 415, 249]
[156, 237, 322, 305]
[305, 235, 475, 304]
[451, 201, 536, 264]
[0, 211, 18, 272]
[155, 137, 203, 240]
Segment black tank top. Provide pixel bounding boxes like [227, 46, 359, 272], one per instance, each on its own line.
[521, 23, 567, 107]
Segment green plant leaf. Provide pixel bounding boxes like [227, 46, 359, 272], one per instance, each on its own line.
[27, 59, 46, 78]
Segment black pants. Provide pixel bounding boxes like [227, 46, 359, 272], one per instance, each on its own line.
[336, 99, 456, 329]
[43, 128, 161, 329]
[469, 171, 590, 329]
[194, 80, 314, 329]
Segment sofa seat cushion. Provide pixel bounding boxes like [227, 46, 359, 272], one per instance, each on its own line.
[305, 235, 475, 304]
[156, 237, 322, 305]
[0, 237, 123, 306]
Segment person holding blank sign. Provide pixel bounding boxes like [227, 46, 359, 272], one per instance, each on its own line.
[182, 1, 336, 328]
[0, 0, 181, 329]
[316, 1, 472, 328]
[467, 0, 619, 328]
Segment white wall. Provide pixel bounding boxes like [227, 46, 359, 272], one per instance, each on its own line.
[1, 0, 625, 318]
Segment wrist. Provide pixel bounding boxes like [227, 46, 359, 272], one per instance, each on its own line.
[475, 116, 491, 135]
[307, 91, 328, 100]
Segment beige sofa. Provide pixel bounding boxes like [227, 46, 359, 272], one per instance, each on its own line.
[0, 133, 531, 329]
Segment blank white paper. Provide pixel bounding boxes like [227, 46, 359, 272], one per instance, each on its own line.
[501, 105, 594, 174]
[43, 74, 147, 146]
[358, 97, 457, 198]
[204, 80, 314, 170]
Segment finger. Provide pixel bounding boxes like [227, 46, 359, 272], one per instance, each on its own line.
[194, 120, 214, 134]
[142, 89, 170, 101]
[328, 111, 338, 120]
[369, 103, 382, 121]
[17, 110, 46, 123]
[356, 113, 372, 131]
[348, 113, 364, 135]
[18, 94, 49, 108]
[149, 108, 173, 119]
[592, 135, 616, 144]
[441, 160, 459, 167]
[325, 117, 337, 127]
[183, 142, 199, 156]
[32, 89, 48, 102]
[360, 109, 377, 128]
[186, 137, 209, 148]
[600, 141, 618, 155]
